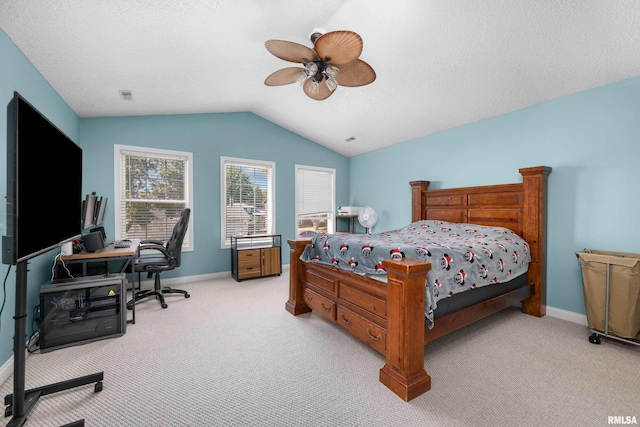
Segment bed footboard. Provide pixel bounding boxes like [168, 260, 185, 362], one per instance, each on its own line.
[379, 258, 432, 401]
[286, 239, 432, 401]
[285, 239, 313, 316]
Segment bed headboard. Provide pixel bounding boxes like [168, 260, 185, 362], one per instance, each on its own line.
[410, 166, 552, 316]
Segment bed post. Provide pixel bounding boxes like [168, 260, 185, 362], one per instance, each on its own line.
[379, 258, 432, 401]
[286, 240, 313, 316]
[410, 180, 430, 221]
[519, 166, 551, 317]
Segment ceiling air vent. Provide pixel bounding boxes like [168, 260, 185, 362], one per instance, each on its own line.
[119, 90, 133, 101]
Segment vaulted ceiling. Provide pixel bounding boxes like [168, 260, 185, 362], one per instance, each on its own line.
[1, 1, 639, 157]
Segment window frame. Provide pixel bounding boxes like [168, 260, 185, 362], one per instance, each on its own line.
[113, 144, 194, 251]
[295, 164, 336, 237]
[220, 156, 276, 249]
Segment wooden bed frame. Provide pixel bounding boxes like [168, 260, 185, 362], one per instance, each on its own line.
[286, 166, 551, 401]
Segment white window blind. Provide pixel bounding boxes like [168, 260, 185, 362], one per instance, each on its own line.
[115, 145, 193, 248]
[295, 165, 335, 236]
[221, 157, 275, 247]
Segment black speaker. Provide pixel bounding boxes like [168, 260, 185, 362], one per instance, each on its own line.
[82, 230, 104, 252]
[90, 226, 106, 241]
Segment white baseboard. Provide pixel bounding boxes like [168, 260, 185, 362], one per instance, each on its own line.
[0, 347, 34, 390]
[0, 356, 13, 387]
[546, 305, 588, 326]
[137, 264, 290, 290]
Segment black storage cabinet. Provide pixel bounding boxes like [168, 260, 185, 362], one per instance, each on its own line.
[39, 273, 127, 352]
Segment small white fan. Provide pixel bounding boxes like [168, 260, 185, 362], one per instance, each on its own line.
[358, 206, 378, 234]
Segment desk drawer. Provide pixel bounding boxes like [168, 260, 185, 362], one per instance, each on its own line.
[237, 249, 261, 279]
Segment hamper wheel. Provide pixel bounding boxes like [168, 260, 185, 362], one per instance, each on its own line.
[588, 333, 601, 345]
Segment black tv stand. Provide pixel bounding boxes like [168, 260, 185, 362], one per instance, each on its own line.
[3, 261, 104, 427]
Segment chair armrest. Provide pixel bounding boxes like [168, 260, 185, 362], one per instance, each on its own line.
[140, 239, 165, 245]
[137, 242, 169, 258]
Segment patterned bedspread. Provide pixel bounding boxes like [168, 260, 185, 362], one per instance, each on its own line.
[300, 220, 531, 328]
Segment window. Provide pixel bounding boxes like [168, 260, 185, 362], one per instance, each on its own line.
[114, 145, 193, 250]
[221, 157, 275, 247]
[295, 165, 335, 237]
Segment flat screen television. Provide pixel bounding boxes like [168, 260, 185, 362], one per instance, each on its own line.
[3, 91, 83, 265]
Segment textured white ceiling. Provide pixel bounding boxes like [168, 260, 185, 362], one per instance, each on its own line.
[1, 1, 639, 157]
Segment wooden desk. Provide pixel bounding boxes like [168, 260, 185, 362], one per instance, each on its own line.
[59, 239, 140, 324]
[337, 214, 359, 233]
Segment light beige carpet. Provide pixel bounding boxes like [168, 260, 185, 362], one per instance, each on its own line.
[0, 273, 638, 427]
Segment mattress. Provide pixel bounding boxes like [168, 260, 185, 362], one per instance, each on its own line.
[300, 220, 532, 328]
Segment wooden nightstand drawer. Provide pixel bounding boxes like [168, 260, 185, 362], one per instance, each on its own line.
[237, 249, 261, 279]
[238, 249, 261, 265]
[238, 265, 261, 279]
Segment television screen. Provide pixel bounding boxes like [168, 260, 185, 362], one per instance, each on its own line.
[3, 92, 83, 265]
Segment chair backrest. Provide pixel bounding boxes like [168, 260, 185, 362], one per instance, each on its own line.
[165, 208, 191, 268]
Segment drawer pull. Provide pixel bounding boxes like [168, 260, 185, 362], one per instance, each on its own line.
[305, 295, 313, 302]
[367, 328, 381, 342]
[340, 314, 352, 324]
[321, 303, 332, 312]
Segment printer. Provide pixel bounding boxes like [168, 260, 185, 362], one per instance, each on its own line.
[337, 206, 362, 216]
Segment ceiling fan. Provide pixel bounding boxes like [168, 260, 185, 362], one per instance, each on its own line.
[264, 30, 376, 100]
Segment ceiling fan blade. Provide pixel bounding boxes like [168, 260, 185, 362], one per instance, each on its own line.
[265, 40, 318, 63]
[335, 59, 376, 87]
[302, 78, 334, 101]
[314, 31, 363, 66]
[264, 67, 304, 86]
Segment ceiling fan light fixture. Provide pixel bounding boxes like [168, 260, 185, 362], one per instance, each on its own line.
[325, 64, 339, 78]
[326, 77, 338, 92]
[294, 71, 308, 86]
[309, 80, 320, 95]
[303, 60, 318, 77]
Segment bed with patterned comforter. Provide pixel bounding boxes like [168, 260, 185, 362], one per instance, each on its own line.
[300, 220, 531, 328]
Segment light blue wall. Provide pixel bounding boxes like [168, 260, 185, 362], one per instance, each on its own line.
[3, 20, 640, 370]
[350, 75, 640, 316]
[80, 113, 349, 277]
[0, 29, 82, 365]
[0, 27, 349, 369]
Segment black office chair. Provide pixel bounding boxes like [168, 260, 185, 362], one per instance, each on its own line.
[127, 208, 191, 309]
